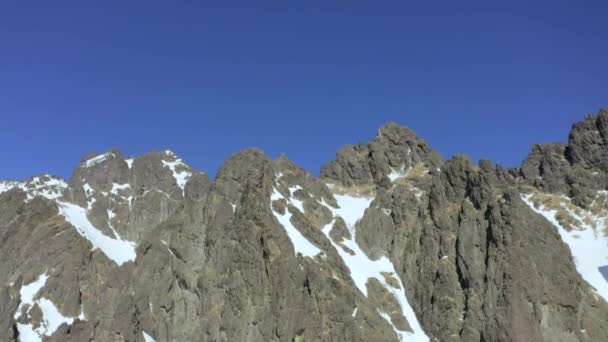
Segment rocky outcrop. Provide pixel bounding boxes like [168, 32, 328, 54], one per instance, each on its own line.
[321, 122, 443, 188]
[2, 109, 608, 342]
[567, 109, 608, 171]
[521, 109, 608, 207]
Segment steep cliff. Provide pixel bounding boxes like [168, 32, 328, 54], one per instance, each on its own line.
[2, 110, 608, 342]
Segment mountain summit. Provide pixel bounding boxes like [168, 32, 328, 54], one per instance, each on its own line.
[2, 110, 608, 342]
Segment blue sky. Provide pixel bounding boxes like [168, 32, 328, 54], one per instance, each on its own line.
[1, 1, 606, 180]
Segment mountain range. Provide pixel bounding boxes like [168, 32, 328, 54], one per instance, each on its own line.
[2, 109, 608, 342]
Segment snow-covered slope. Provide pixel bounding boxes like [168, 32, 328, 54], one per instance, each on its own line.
[57, 201, 136, 265]
[522, 192, 608, 301]
[0, 175, 67, 201]
[270, 187, 323, 257]
[269, 176, 429, 342]
[320, 193, 428, 342]
[4, 111, 608, 341]
[13, 273, 84, 342]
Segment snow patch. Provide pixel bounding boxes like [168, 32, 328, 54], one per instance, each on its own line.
[111, 183, 130, 194]
[23, 176, 67, 201]
[161, 240, 176, 257]
[288, 185, 305, 212]
[377, 309, 405, 340]
[84, 152, 113, 167]
[162, 158, 192, 192]
[107, 209, 123, 239]
[388, 166, 405, 182]
[14, 273, 83, 341]
[270, 188, 322, 257]
[125, 158, 134, 169]
[522, 193, 608, 302]
[82, 183, 96, 210]
[143, 331, 156, 342]
[57, 201, 136, 265]
[1, 176, 67, 202]
[328, 194, 374, 234]
[320, 194, 428, 341]
[111, 183, 133, 208]
[0, 180, 19, 193]
[36, 298, 76, 336]
[15, 273, 49, 320]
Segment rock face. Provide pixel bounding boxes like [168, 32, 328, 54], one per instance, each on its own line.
[1, 109, 608, 342]
[521, 109, 608, 207]
[320, 122, 443, 188]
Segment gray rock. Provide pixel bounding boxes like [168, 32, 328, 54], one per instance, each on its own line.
[321, 122, 443, 187]
[2, 109, 608, 342]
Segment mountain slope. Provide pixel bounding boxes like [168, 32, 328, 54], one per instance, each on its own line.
[2, 109, 608, 342]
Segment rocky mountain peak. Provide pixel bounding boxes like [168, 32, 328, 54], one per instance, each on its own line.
[567, 108, 608, 171]
[215, 148, 275, 201]
[521, 109, 608, 207]
[3, 112, 608, 342]
[321, 122, 443, 188]
[0, 174, 68, 203]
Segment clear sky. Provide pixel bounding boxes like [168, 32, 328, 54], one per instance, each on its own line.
[1, 1, 606, 180]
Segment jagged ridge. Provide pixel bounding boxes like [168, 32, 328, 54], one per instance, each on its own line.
[1, 109, 608, 342]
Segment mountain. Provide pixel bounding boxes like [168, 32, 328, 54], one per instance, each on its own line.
[2, 109, 608, 342]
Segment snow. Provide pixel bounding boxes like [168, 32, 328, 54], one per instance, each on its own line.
[0, 180, 18, 193]
[329, 194, 374, 234]
[143, 331, 156, 342]
[36, 298, 76, 335]
[161, 239, 176, 257]
[378, 309, 403, 337]
[57, 201, 136, 265]
[111, 183, 133, 208]
[352, 307, 358, 317]
[270, 188, 322, 257]
[288, 185, 305, 212]
[289, 185, 303, 194]
[82, 183, 96, 210]
[522, 193, 608, 302]
[84, 152, 113, 167]
[125, 158, 134, 169]
[111, 183, 130, 194]
[23, 176, 67, 201]
[1, 176, 67, 202]
[162, 158, 192, 192]
[15, 273, 49, 320]
[319, 193, 428, 342]
[15, 323, 40, 342]
[14, 273, 81, 341]
[388, 167, 405, 182]
[106, 209, 123, 239]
